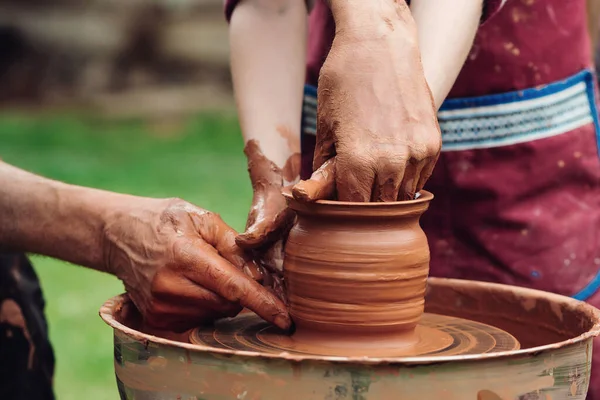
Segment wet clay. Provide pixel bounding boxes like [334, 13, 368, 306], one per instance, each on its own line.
[276, 125, 301, 155]
[189, 311, 520, 358]
[237, 140, 298, 248]
[282, 190, 434, 353]
[282, 152, 301, 184]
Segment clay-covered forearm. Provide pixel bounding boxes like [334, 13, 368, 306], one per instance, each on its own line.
[410, 0, 482, 109]
[229, 0, 307, 169]
[0, 161, 135, 272]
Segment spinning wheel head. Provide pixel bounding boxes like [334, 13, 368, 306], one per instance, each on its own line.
[190, 312, 520, 358]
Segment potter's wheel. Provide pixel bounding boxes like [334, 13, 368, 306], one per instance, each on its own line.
[190, 312, 520, 358]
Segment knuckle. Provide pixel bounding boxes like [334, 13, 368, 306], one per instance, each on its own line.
[372, 150, 408, 172]
[159, 197, 187, 223]
[162, 197, 209, 219]
[318, 64, 341, 85]
[164, 197, 187, 211]
[205, 210, 220, 223]
[172, 239, 199, 267]
[410, 139, 440, 162]
[221, 233, 239, 254]
[410, 149, 428, 162]
[426, 138, 442, 156]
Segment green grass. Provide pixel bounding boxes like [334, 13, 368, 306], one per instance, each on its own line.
[0, 112, 253, 399]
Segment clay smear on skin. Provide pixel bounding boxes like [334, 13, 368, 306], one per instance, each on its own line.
[242, 140, 298, 245]
[276, 125, 300, 155]
[240, 139, 293, 302]
[242, 140, 289, 235]
[275, 126, 301, 185]
[282, 153, 301, 185]
[244, 140, 299, 204]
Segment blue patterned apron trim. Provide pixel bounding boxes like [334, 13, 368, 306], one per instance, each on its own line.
[302, 69, 600, 155]
[302, 85, 318, 136]
[573, 269, 600, 301]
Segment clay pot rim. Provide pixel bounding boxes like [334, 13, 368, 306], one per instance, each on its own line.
[282, 189, 434, 207]
[99, 278, 600, 366]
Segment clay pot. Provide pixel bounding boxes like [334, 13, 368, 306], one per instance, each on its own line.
[283, 191, 433, 343]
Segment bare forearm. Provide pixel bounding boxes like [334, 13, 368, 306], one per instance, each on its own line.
[229, 0, 307, 168]
[0, 161, 138, 272]
[411, 0, 482, 109]
[328, 0, 416, 39]
[588, 0, 600, 56]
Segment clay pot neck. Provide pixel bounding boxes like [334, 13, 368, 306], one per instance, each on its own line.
[283, 190, 434, 220]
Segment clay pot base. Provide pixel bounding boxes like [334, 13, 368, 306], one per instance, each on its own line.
[189, 312, 520, 358]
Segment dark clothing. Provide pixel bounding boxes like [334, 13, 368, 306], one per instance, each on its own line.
[0, 253, 55, 400]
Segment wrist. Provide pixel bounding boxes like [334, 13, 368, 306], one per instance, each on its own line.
[329, 0, 416, 40]
[244, 140, 287, 190]
[100, 194, 161, 277]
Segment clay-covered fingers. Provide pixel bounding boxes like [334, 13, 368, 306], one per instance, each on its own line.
[409, 128, 442, 198]
[147, 278, 242, 332]
[152, 271, 242, 316]
[145, 301, 239, 332]
[398, 159, 427, 201]
[415, 155, 438, 195]
[313, 70, 337, 171]
[235, 187, 292, 249]
[193, 211, 265, 281]
[237, 139, 294, 250]
[372, 158, 407, 202]
[292, 158, 336, 202]
[175, 239, 291, 330]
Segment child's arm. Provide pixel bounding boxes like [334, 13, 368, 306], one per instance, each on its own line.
[227, 0, 308, 254]
[411, 0, 506, 109]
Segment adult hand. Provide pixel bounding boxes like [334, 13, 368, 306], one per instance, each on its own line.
[103, 197, 291, 332]
[293, 1, 441, 202]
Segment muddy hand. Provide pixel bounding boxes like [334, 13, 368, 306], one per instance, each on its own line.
[236, 139, 297, 251]
[103, 197, 291, 332]
[293, 4, 441, 202]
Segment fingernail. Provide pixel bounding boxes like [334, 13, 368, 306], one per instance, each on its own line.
[274, 313, 292, 331]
